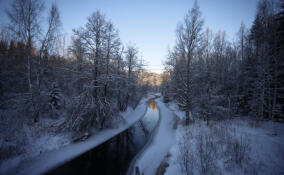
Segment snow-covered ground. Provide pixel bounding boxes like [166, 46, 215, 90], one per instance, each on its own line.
[2, 96, 283, 175]
[164, 102, 284, 175]
[128, 97, 178, 175]
[131, 99, 284, 175]
[0, 95, 154, 175]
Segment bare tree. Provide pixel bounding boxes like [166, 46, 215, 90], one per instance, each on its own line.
[175, 0, 204, 125]
[37, 3, 61, 96]
[63, 11, 145, 132]
[103, 21, 121, 97]
[124, 44, 139, 109]
[237, 22, 246, 61]
[6, 0, 44, 46]
[73, 11, 107, 98]
[115, 47, 126, 110]
[69, 35, 86, 92]
[6, 0, 44, 122]
[39, 3, 61, 63]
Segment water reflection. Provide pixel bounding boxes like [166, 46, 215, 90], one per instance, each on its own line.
[148, 99, 158, 110]
[130, 99, 159, 147]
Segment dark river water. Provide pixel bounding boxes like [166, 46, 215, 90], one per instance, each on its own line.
[46, 98, 159, 175]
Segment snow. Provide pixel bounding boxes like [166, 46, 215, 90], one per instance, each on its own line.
[0, 95, 154, 175]
[163, 102, 284, 175]
[128, 97, 177, 175]
[166, 101, 185, 120]
[2, 95, 283, 175]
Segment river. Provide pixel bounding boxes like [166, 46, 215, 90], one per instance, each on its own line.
[46, 98, 159, 175]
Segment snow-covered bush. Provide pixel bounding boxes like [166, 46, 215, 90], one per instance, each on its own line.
[61, 81, 122, 133]
[178, 130, 195, 175]
[176, 119, 254, 175]
[197, 133, 216, 174]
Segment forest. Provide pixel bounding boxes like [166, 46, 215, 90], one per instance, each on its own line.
[0, 0, 283, 175]
[162, 0, 283, 123]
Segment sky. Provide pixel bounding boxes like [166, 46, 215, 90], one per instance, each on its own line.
[0, 0, 259, 73]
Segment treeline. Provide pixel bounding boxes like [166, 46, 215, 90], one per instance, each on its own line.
[162, 0, 284, 123]
[0, 0, 147, 134]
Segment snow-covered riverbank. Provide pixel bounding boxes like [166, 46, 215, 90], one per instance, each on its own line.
[131, 98, 284, 175]
[0, 95, 155, 175]
[128, 97, 178, 175]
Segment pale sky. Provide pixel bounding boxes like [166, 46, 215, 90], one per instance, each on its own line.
[0, 0, 259, 73]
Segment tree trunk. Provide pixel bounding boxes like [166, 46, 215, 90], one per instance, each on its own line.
[185, 110, 190, 125]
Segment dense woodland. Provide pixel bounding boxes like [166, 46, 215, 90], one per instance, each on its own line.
[0, 0, 284, 173]
[0, 0, 149, 150]
[162, 0, 284, 123]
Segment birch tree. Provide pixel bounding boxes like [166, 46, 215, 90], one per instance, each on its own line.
[175, 1, 203, 124]
[6, 0, 44, 122]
